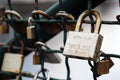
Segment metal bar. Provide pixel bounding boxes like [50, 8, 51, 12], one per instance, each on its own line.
[3, 19, 120, 25]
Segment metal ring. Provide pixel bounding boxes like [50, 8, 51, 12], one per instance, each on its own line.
[32, 10, 51, 19]
[5, 10, 23, 19]
[34, 41, 50, 50]
[33, 69, 50, 80]
[28, 17, 33, 26]
[56, 11, 74, 20]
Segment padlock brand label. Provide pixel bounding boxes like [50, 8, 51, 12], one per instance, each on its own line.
[63, 31, 103, 60]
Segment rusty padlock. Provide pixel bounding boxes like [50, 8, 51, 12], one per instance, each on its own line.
[97, 57, 110, 75]
[100, 56, 114, 69]
[26, 17, 35, 39]
[33, 42, 41, 64]
[0, 17, 9, 34]
[1, 39, 24, 74]
[32, 10, 62, 35]
[63, 10, 103, 61]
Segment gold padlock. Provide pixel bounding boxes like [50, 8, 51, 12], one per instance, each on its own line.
[63, 10, 103, 61]
[0, 17, 9, 34]
[1, 39, 24, 74]
[27, 17, 35, 39]
[33, 47, 41, 64]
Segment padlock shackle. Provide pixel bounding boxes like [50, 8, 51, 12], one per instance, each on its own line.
[55, 11, 74, 20]
[32, 10, 51, 19]
[7, 39, 25, 55]
[75, 10, 102, 33]
[5, 10, 23, 19]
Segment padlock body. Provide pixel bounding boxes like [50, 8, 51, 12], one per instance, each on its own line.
[27, 26, 35, 39]
[97, 60, 110, 75]
[1, 53, 24, 73]
[33, 54, 41, 64]
[0, 25, 9, 34]
[63, 31, 103, 60]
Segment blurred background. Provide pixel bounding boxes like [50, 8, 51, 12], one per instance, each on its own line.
[0, 0, 120, 80]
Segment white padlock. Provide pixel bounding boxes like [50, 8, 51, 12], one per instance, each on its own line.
[63, 10, 103, 61]
[1, 39, 24, 74]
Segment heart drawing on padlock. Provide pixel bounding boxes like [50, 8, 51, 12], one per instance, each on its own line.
[63, 10, 103, 61]
[1, 39, 24, 74]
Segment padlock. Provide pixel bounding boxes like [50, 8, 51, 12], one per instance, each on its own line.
[101, 57, 114, 69]
[0, 17, 9, 34]
[32, 10, 62, 35]
[63, 10, 103, 61]
[97, 57, 110, 75]
[26, 17, 35, 39]
[33, 69, 50, 80]
[1, 39, 24, 74]
[33, 47, 41, 64]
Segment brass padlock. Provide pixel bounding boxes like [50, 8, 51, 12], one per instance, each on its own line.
[33, 47, 41, 64]
[97, 57, 110, 75]
[63, 10, 103, 61]
[0, 17, 9, 34]
[27, 17, 35, 39]
[1, 39, 24, 74]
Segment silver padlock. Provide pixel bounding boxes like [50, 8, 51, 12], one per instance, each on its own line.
[33, 69, 50, 80]
[63, 10, 103, 61]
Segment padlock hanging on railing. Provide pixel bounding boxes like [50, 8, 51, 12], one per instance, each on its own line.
[1, 39, 25, 74]
[33, 41, 41, 64]
[96, 56, 114, 76]
[0, 17, 9, 34]
[63, 10, 103, 61]
[0, 7, 9, 34]
[26, 17, 35, 39]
